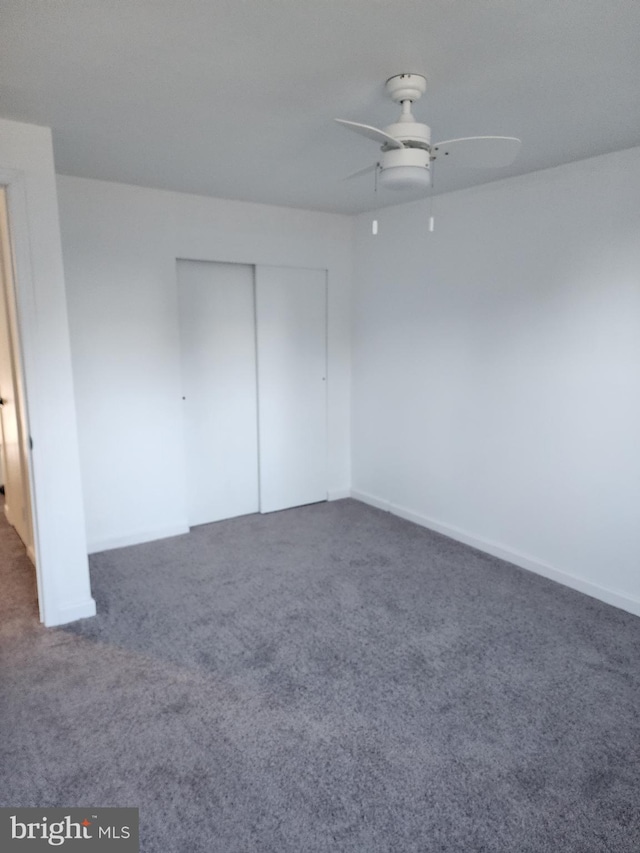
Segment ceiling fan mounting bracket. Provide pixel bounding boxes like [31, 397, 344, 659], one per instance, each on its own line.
[385, 74, 427, 104]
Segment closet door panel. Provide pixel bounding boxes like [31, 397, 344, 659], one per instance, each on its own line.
[177, 260, 259, 526]
[256, 266, 327, 513]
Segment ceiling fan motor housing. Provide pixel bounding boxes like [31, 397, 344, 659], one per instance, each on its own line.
[384, 121, 431, 147]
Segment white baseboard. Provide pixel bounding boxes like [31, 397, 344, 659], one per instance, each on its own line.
[351, 488, 640, 619]
[44, 596, 97, 627]
[328, 488, 352, 501]
[4, 501, 12, 526]
[88, 523, 190, 555]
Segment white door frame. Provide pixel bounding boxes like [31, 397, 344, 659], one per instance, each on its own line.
[0, 167, 45, 621]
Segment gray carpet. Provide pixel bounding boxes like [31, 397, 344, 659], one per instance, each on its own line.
[1, 498, 639, 852]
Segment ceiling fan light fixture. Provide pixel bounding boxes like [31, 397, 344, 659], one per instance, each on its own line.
[379, 164, 431, 190]
[379, 146, 431, 190]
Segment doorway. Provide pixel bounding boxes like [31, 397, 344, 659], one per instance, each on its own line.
[0, 187, 37, 591]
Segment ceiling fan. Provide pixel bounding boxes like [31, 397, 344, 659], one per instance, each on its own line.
[336, 73, 521, 191]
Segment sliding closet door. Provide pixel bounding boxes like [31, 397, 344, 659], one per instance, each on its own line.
[177, 260, 259, 526]
[255, 266, 327, 514]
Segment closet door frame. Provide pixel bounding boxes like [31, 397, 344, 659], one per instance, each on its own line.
[177, 259, 329, 525]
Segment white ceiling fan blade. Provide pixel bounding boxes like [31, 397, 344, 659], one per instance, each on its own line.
[335, 119, 404, 150]
[343, 163, 379, 181]
[431, 136, 521, 168]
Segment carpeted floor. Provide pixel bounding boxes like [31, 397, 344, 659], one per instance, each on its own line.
[1, 498, 639, 852]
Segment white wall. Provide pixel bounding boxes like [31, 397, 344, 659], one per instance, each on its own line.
[0, 118, 94, 626]
[352, 146, 640, 616]
[57, 176, 352, 553]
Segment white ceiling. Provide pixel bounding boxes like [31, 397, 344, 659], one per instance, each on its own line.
[1, 0, 639, 214]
